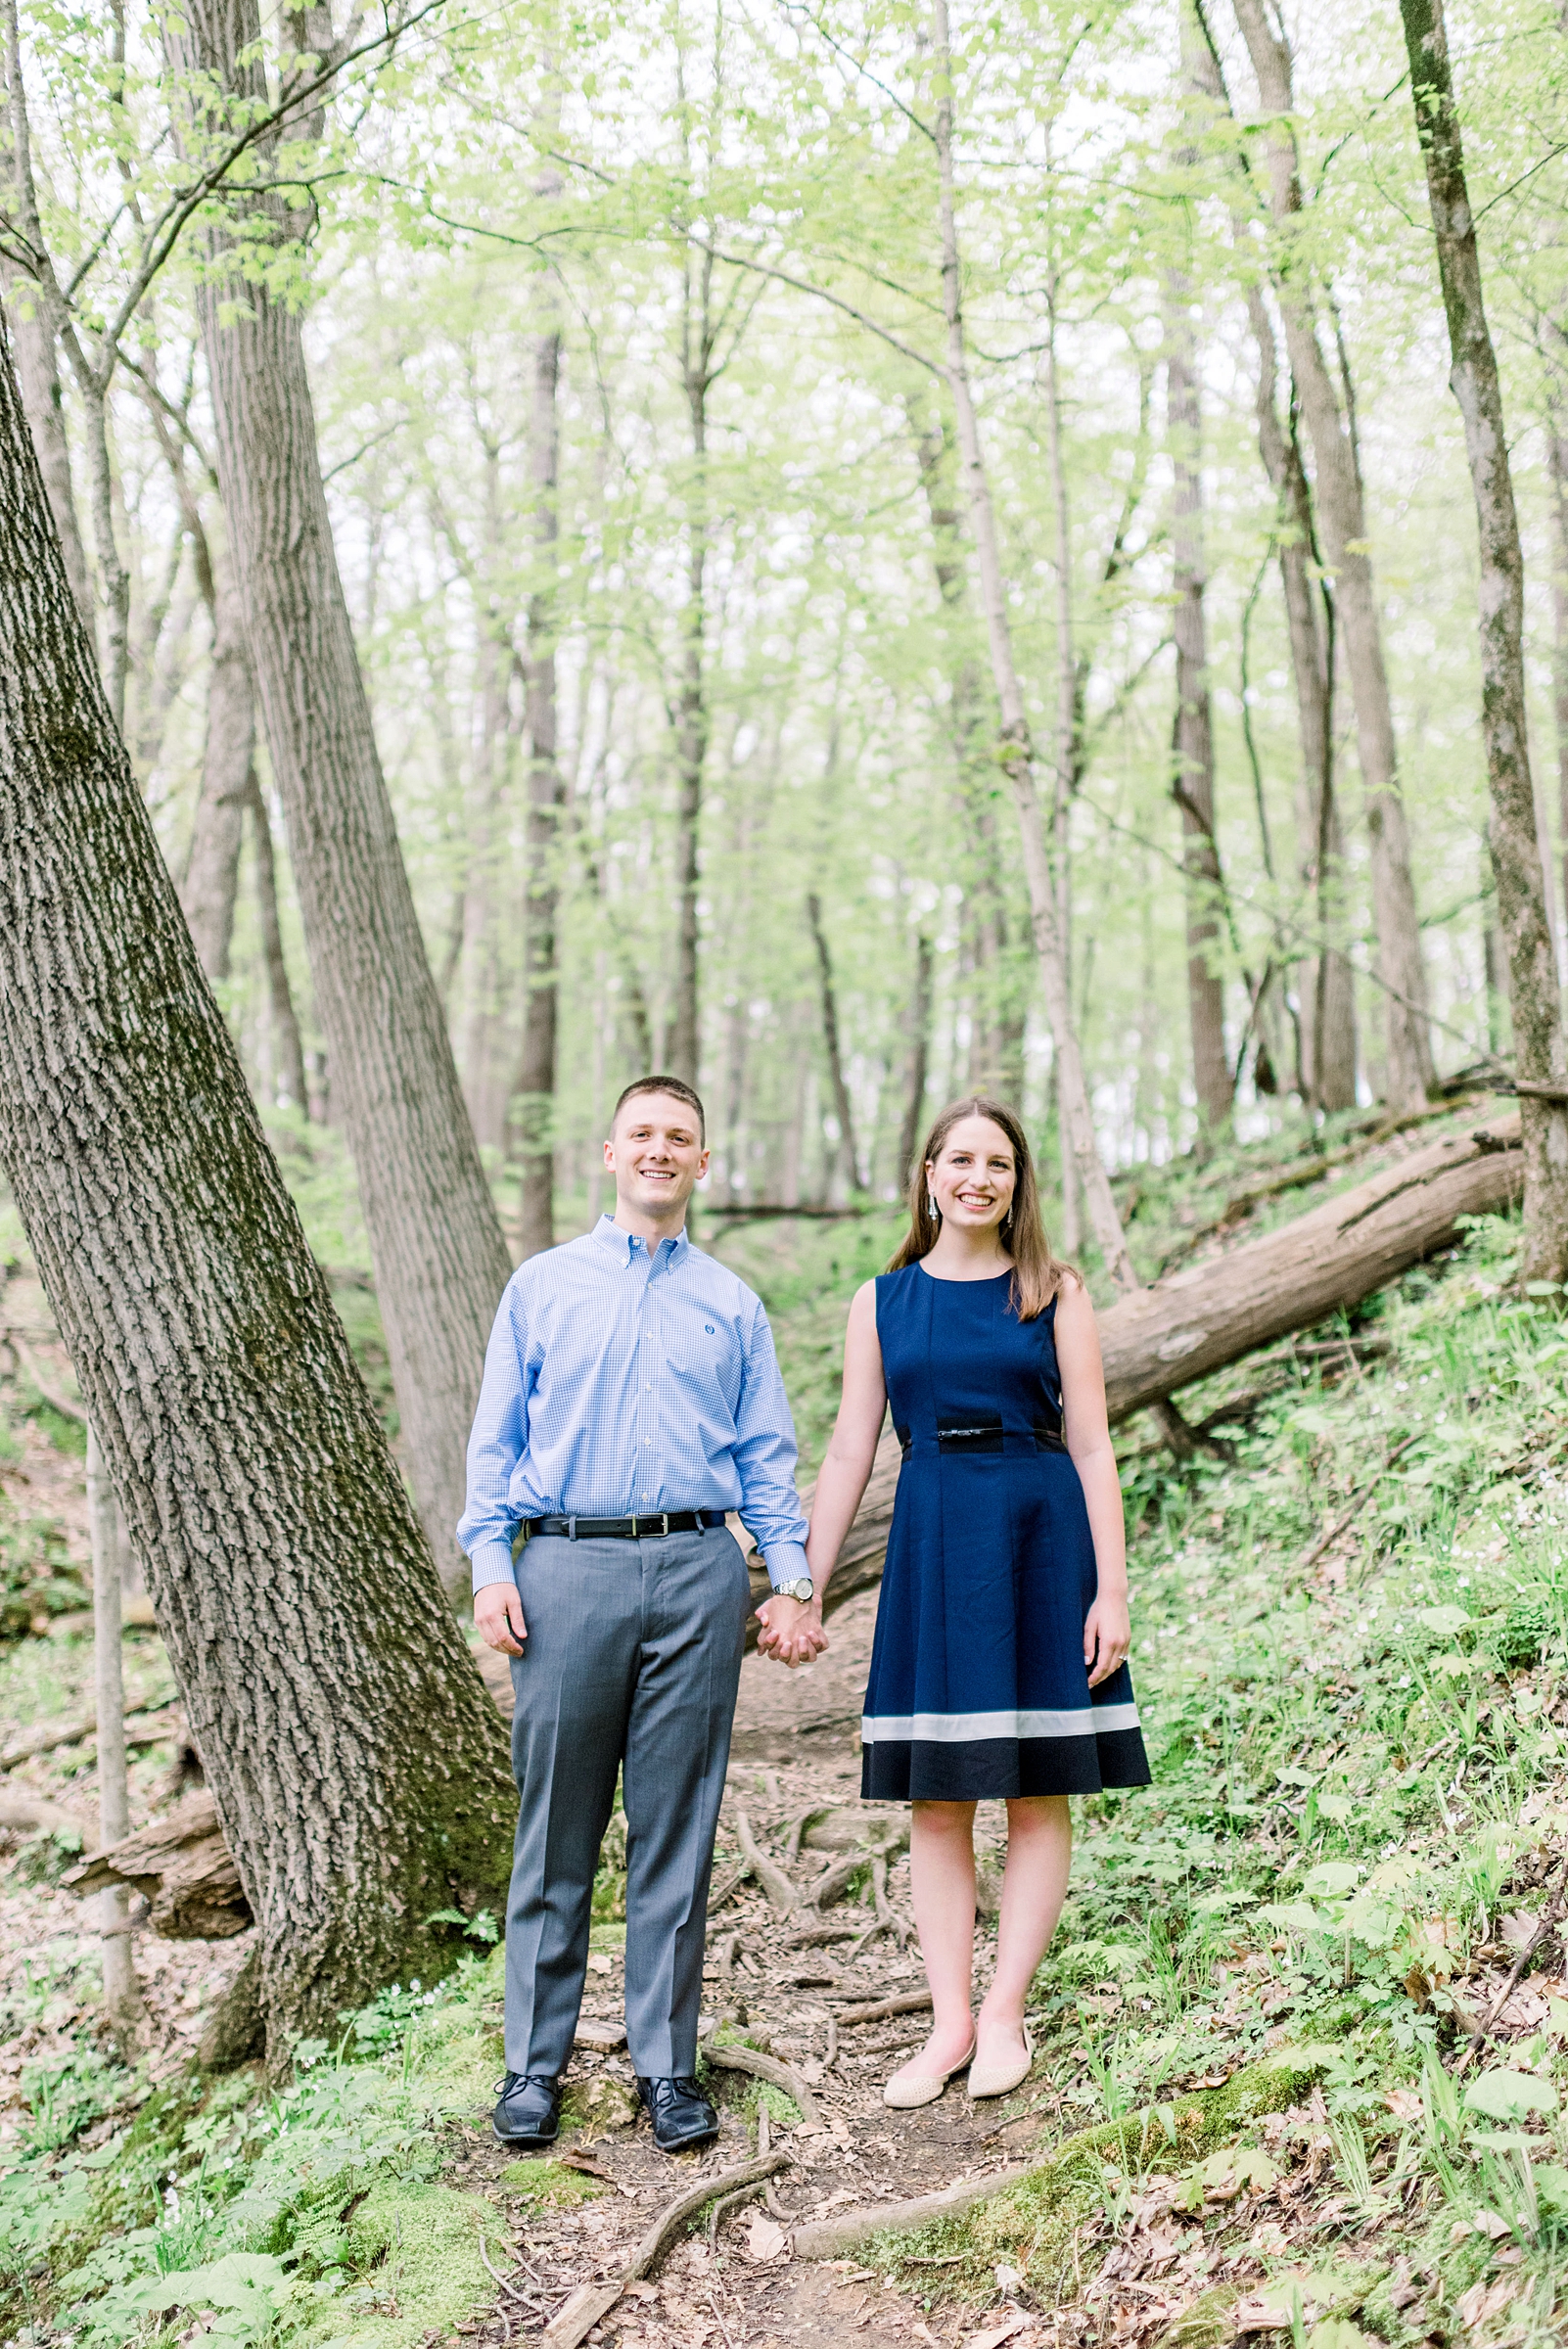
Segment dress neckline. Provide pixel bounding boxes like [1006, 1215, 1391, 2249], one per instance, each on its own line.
[913, 1261, 1013, 1287]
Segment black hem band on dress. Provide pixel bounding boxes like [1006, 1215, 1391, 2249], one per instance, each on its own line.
[860, 1727, 1151, 1803]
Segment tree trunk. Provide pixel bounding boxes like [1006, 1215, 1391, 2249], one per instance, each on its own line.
[1399, 0, 1568, 1280]
[1241, 285, 1358, 1108]
[179, 556, 254, 982]
[669, 248, 715, 1090]
[1546, 415, 1568, 930]
[0, 308, 516, 2050]
[898, 932, 935, 1189]
[908, 406, 1023, 1104]
[806, 892, 863, 1196]
[0, 265, 92, 627]
[459, 608, 513, 1159]
[517, 327, 565, 1260]
[1231, 0, 1434, 1111]
[1163, 121, 1231, 1134]
[249, 772, 310, 1116]
[931, 0, 1136, 1292]
[165, 0, 514, 1584]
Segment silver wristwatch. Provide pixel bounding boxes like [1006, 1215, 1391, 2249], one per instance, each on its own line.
[771, 1576, 814, 1603]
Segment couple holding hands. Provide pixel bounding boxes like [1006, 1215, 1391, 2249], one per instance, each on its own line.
[459, 1076, 1149, 2156]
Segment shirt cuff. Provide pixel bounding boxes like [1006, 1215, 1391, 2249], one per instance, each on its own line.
[760, 1541, 810, 1591]
[470, 1540, 519, 1595]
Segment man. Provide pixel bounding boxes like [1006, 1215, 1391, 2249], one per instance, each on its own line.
[460, 1076, 820, 2154]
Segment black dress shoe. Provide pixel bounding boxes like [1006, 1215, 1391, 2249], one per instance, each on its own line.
[491, 2072, 563, 2148]
[636, 2074, 719, 2152]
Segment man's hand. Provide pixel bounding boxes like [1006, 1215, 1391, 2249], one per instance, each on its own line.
[1084, 1589, 1130, 1688]
[476, 1581, 527, 1658]
[756, 1594, 828, 1669]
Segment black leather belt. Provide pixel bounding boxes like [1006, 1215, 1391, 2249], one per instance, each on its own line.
[523, 1508, 728, 1542]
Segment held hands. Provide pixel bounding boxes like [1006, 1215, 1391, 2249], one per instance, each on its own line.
[476, 1582, 528, 1658]
[756, 1593, 828, 1670]
[1084, 1589, 1130, 1688]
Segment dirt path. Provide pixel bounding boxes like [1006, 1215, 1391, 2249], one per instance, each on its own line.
[461, 1592, 1040, 2349]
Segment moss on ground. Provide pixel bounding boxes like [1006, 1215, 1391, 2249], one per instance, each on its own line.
[869, 2059, 1320, 2302]
[288, 2175, 511, 2349]
[497, 2156, 608, 2206]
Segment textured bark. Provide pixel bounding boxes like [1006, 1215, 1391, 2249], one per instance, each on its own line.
[932, 0, 1136, 1292]
[0, 313, 516, 2046]
[0, 264, 91, 626]
[1163, 95, 1231, 1135]
[1399, 0, 1568, 1280]
[806, 892, 864, 1195]
[166, 0, 514, 1581]
[517, 327, 565, 1259]
[1231, 0, 1434, 1110]
[249, 773, 310, 1116]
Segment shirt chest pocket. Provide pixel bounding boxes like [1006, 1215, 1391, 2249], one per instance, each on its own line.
[665, 1319, 744, 1416]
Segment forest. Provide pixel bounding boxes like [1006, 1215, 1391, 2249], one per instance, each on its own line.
[4, 0, 1568, 2342]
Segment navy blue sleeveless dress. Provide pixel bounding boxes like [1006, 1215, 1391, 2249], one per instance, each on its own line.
[860, 1265, 1151, 1802]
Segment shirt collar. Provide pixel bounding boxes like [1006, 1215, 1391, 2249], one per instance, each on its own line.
[592, 1213, 690, 1267]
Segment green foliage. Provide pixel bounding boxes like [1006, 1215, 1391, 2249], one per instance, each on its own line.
[1, 1949, 513, 2346]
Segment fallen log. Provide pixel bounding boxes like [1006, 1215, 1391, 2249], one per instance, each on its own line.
[63, 1789, 251, 1938]
[1099, 1113, 1521, 1416]
[746, 1112, 1524, 1630]
[791, 2164, 1032, 2259]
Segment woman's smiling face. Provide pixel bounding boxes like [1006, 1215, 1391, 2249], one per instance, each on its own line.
[926, 1114, 1017, 1234]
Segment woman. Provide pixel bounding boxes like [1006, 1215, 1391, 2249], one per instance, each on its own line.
[761, 1098, 1149, 2105]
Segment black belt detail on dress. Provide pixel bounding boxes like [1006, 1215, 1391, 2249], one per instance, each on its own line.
[523, 1508, 728, 1542]
[937, 1417, 1004, 1453]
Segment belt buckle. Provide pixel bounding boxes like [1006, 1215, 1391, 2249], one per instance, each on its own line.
[658, 1511, 669, 1538]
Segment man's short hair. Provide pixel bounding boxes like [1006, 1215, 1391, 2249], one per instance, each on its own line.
[612, 1076, 707, 1140]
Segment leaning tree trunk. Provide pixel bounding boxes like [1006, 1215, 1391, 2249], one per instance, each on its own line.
[0, 263, 92, 627]
[1400, 0, 1568, 1282]
[517, 324, 565, 1260]
[165, 0, 514, 1583]
[0, 311, 516, 2050]
[1230, 0, 1434, 1112]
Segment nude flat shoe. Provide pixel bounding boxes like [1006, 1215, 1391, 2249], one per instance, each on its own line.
[883, 2033, 977, 2109]
[967, 2023, 1034, 2100]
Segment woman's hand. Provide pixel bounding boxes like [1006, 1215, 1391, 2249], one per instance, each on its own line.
[1084, 1589, 1130, 1687]
[756, 1594, 828, 1668]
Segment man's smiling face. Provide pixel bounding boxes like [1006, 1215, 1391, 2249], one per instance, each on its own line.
[604, 1092, 710, 1227]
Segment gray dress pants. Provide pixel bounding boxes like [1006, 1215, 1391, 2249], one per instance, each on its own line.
[503, 1525, 752, 2081]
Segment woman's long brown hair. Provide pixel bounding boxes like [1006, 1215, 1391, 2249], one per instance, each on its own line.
[886, 1096, 1068, 1320]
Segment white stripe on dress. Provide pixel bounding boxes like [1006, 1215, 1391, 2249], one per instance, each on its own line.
[860, 1704, 1141, 1743]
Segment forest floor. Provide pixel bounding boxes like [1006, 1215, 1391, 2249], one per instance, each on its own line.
[3, 1120, 1568, 2345]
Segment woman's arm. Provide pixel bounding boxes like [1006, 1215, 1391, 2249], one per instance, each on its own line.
[757, 1279, 887, 1667]
[1054, 1275, 1131, 1689]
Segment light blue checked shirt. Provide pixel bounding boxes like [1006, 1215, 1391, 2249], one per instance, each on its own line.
[458, 1216, 810, 1595]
